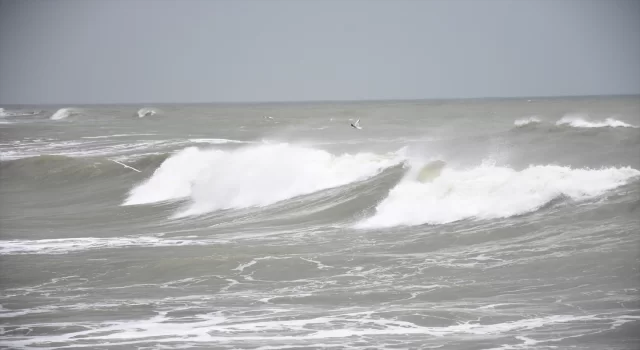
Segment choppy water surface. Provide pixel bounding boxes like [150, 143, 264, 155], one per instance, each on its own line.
[1, 97, 639, 349]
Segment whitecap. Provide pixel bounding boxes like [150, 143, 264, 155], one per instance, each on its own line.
[556, 114, 637, 128]
[124, 144, 405, 217]
[357, 163, 640, 228]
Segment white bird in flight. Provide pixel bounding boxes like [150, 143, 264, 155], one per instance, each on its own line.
[350, 119, 362, 130]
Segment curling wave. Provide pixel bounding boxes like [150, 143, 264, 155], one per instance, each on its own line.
[124, 144, 405, 216]
[50, 108, 79, 120]
[357, 163, 640, 228]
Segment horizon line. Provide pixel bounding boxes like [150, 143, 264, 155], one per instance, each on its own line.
[2, 93, 639, 108]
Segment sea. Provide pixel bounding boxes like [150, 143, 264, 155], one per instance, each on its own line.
[1, 96, 639, 349]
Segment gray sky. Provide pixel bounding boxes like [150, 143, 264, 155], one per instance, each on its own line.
[1, 0, 639, 104]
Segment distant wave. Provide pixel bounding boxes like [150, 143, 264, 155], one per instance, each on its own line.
[357, 163, 640, 228]
[50, 108, 79, 120]
[137, 107, 159, 118]
[124, 144, 405, 217]
[556, 115, 638, 128]
[0, 107, 40, 117]
[513, 116, 541, 127]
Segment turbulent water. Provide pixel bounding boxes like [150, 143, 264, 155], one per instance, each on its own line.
[1, 97, 639, 349]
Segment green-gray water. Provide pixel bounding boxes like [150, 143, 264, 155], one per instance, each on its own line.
[1, 96, 639, 349]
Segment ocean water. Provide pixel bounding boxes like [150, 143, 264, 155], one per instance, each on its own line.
[1, 96, 639, 349]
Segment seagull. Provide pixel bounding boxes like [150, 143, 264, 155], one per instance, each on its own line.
[350, 119, 362, 130]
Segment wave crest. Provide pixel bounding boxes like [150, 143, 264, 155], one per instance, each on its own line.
[357, 164, 640, 228]
[50, 108, 79, 120]
[514, 117, 541, 127]
[124, 144, 405, 216]
[137, 107, 159, 118]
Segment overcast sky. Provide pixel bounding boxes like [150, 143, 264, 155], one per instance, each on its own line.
[0, 0, 639, 104]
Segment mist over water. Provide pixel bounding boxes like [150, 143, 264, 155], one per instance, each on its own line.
[1, 96, 640, 349]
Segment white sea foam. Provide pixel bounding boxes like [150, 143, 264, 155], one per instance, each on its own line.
[0, 108, 20, 117]
[358, 163, 640, 228]
[50, 108, 78, 120]
[556, 115, 638, 128]
[0, 311, 625, 349]
[0, 108, 40, 117]
[0, 138, 213, 161]
[124, 144, 404, 216]
[514, 116, 541, 127]
[0, 107, 9, 117]
[0, 236, 217, 255]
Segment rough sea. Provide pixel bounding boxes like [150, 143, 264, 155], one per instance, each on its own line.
[1, 96, 639, 349]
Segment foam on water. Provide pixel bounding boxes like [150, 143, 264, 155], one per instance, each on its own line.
[1, 108, 16, 118]
[0, 235, 218, 255]
[0, 108, 40, 118]
[358, 163, 640, 228]
[0, 137, 234, 161]
[124, 144, 404, 216]
[556, 114, 638, 128]
[0, 310, 630, 349]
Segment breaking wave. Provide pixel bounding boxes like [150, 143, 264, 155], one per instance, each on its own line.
[137, 107, 159, 118]
[556, 115, 637, 128]
[0, 108, 39, 117]
[50, 108, 79, 120]
[357, 163, 640, 228]
[124, 144, 405, 216]
[514, 116, 541, 127]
